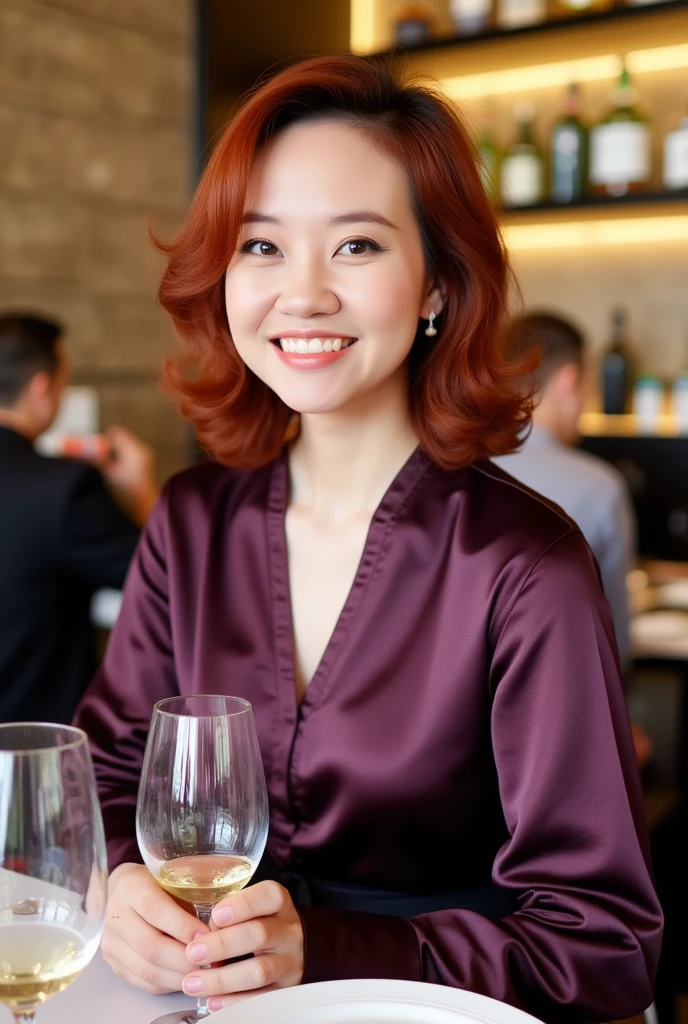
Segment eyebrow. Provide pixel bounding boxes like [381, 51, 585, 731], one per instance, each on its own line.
[241, 211, 399, 229]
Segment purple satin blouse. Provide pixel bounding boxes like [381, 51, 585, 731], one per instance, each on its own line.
[75, 448, 662, 1021]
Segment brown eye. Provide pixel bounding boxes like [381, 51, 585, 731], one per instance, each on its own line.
[346, 240, 368, 255]
[241, 239, 280, 256]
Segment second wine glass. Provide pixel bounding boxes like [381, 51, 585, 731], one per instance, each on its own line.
[136, 695, 269, 1024]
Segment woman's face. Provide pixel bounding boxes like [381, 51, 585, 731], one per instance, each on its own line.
[224, 120, 443, 416]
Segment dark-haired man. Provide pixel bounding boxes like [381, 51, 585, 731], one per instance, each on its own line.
[0, 313, 159, 723]
[493, 311, 635, 672]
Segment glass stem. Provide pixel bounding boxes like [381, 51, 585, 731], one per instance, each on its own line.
[194, 904, 214, 1019]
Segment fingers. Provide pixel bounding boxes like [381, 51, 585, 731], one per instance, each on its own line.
[211, 880, 286, 928]
[186, 916, 286, 965]
[207, 985, 279, 1014]
[103, 865, 207, 996]
[183, 880, 304, 1000]
[102, 933, 184, 995]
[115, 905, 196, 974]
[183, 953, 286, 998]
[128, 879, 207, 945]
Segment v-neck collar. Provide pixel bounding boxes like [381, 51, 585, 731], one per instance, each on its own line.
[266, 445, 433, 719]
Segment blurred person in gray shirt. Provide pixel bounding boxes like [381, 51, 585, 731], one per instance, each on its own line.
[493, 311, 635, 673]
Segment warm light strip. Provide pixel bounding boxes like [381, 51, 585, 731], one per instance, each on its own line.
[350, 0, 378, 54]
[441, 43, 688, 99]
[629, 42, 688, 74]
[504, 215, 688, 250]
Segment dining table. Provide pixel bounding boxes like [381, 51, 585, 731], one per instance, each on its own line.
[39, 950, 197, 1023]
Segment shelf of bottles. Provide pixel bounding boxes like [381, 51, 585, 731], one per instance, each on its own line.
[352, 1, 688, 244]
[353, 0, 688, 58]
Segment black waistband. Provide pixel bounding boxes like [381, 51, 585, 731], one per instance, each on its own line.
[274, 868, 515, 921]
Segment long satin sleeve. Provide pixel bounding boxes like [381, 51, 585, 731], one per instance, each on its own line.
[74, 488, 178, 871]
[300, 532, 662, 1022]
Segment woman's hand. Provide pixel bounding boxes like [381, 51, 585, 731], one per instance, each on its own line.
[102, 863, 210, 994]
[181, 880, 304, 1012]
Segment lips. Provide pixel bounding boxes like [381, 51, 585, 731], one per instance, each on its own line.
[270, 336, 358, 369]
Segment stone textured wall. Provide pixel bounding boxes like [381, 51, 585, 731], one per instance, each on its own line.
[0, 0, 194, 482]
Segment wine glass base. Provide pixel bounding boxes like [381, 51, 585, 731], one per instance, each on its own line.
[149, 1011, 210, 1023]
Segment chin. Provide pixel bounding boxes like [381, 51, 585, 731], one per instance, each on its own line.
[260, 373, 358, 417]
[277, 391, 352, 416]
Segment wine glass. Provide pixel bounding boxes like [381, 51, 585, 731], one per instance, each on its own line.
[136, 695, 269, 1024]
[0, 723, 108, 1024]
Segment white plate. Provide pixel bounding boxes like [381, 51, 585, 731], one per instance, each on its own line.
[212, 979, 544, 1024]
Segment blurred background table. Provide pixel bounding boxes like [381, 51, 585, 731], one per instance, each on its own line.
[40, 952, 196, 1024]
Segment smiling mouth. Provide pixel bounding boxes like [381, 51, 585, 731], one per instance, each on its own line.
[270, 337, 358, 353]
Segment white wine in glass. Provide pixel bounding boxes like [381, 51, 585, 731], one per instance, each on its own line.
[136, 695, 269, 1024]
[0, 723, 108, 1024]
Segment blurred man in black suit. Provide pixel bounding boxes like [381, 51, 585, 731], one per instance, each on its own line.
[0, 313, 160, 723]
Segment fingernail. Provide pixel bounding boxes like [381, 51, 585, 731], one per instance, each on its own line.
[192, 929, 207, 940]
[187, 942, 207, 963]
[183, 976, 203, 995]
[208, 998, 226, 1013]
[213, 906, 233, 926]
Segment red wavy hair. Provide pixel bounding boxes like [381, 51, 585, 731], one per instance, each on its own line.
[157, 55, 533, 470]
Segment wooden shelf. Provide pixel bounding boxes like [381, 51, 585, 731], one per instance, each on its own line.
[579, 412, 686, 436]
[500, 191, 688, 226]
[374, 0, 688, 58]
[377, 2, 688, 92]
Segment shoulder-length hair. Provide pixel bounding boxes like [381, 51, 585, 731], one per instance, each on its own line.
[158, 55, 533, 470]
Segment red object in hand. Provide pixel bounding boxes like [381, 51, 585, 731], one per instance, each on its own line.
[59, 435, 111, 461]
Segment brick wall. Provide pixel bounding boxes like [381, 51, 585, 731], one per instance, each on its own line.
[0, 0, 194, 483]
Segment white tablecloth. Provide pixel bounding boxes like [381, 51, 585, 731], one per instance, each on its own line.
[40, 951, 196, 1023]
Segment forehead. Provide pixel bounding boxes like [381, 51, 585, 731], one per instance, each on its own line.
[245, 121, 414, 221]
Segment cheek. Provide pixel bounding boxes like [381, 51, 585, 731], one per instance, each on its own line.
[349, 262, 424, 332]
[224, 272, 272, 333]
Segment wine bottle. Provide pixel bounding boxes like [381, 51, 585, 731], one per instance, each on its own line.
[555, 0, 611, 13]
[601, 309, 632, 416]
[589, 61, 651, 197]
[393, 4, 434, 46]
[663, 106, 688, 191]
[495, 0, 546, 29]
[501, 101, 544, 208]
[550, 83, 588, 203]
[449, 0, 492, 35]
[633, 375, 664, 433]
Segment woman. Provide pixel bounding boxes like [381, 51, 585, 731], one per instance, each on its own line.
[75, 56, 662, 1020]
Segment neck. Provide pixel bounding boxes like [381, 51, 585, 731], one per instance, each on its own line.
[532, 406, 566, 445]
[0, 407, 36, 441]
[288, 370, 418, 524]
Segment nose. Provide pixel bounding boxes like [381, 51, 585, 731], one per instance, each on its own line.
[274, 257, 340, 318]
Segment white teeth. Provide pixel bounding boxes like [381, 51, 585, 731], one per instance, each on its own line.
[278, 336, 355, 354]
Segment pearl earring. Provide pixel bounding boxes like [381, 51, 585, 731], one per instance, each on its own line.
[425, 310, 437, 337]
